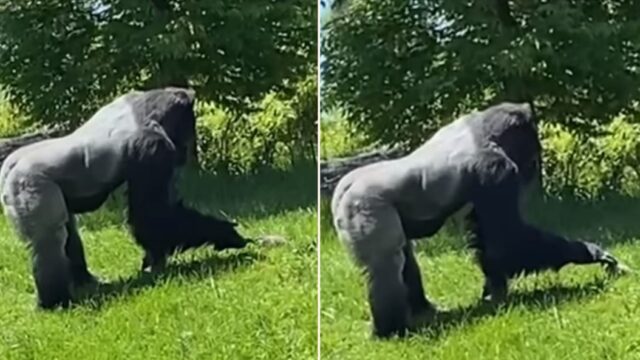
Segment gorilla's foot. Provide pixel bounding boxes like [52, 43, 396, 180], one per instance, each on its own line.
[409, 305, 438, 330]
[36, 286, 72, 311]
[141, 263, 167, 274]
[369, 298, 412, 339]
[71, 268, 101, 288]
[480, 276, 508, 305]
[141, 260, 167, 274]
[481, 286, 508, 306]
[604, 260, 633, 276]
[34, 264, 73, 310]
[36, 299, 70, 311]
[370, 322, 410, 340]
[140, 252, 167, 274]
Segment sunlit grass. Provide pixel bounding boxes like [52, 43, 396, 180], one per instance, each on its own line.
[320, 196, 640, 359]
[0, 164, 318, 360]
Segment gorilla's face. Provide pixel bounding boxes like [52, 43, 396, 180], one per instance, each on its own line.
[160, 105, 198, 167]
[496, 123, 542, 186]
[518, 151, 540, 186]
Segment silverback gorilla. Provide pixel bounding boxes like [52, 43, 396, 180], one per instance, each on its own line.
[331, 102, 625, 338]
[0, 88, 250, 309]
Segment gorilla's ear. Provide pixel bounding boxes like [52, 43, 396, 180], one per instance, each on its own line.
[181, 88, 196, 103]
[508, 103, 534, 127]
[169, 88, 196, 106]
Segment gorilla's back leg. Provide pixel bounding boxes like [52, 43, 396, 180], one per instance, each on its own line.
[367, 250, 410, 338]
[402, 243, 436, 325]
[399, 216, 444, 325]
[334, 197, 411, 338]
[65, 216, 96, 286]
[31, 229, 72, 309]
[1, 172, 72, 309]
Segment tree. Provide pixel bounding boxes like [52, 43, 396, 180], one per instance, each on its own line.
[0, 0, 315, 126]
[322, 0, 640, 147]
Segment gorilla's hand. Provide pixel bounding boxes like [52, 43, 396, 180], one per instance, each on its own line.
[583, 241, 631, 275]
[204, 219, 252, 250]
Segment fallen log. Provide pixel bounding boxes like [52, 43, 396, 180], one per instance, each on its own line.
[320, 144, 405, 197]
[320, 144, 545, 200]
[0, 126, 66, 165]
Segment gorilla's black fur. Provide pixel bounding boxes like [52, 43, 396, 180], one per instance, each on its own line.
[331, 102, 624, 338]
[0, 88, 250, 309]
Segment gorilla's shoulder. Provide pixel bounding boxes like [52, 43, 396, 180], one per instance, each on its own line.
[124, 87, 196, 127]
[126, 87, 195, 108]
[464, 102, 535, 141]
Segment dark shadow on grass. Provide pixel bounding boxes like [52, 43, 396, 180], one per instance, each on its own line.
[73, 249, 265, 310]
[409, 278, 611, 341]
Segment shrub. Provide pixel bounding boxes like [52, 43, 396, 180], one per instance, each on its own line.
[0, 91, 30, 137]
[320, 107, 369, 159]
[196, 74, 316, 175]
[539, 117, 640, 199]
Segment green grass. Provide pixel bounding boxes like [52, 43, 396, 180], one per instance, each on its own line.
[0, 163, 318, 360]
[320, 195, 640, 360]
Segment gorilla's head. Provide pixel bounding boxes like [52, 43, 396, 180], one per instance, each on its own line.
[480, 102, 542, 185]
[137, 87, 199, 167]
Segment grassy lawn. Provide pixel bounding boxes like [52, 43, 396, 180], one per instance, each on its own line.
[0, 163, 317, 360]
[320, 195, 640, 360]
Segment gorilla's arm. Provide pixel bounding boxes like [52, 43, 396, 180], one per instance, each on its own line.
[471, 150, 619, 301]
[125, 131, 249, 271]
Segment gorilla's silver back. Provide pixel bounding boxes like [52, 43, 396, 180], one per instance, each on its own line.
[332, 112, 480, 222]
[0, 92, 142, 199]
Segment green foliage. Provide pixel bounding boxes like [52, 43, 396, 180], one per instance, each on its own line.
[0, 91, 30, 137]
[287, 70, 319, 161]
[320, 107, 369, 159]
[542, 117, 640, 199]
[322, 0, 640, 146]
[196, 73, 317, 175]
[0, 0, 315, 126]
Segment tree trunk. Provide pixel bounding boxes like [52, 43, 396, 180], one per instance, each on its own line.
[320, 145, 405, 197]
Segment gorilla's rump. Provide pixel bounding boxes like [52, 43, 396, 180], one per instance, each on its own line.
[333, 189, 407, 267]
[1, 166, 69, 247]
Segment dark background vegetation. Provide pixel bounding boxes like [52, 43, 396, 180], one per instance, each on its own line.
[0, 3, 317, 359]
[322, 0, 640, 199]
[0, 0, 317, 174]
